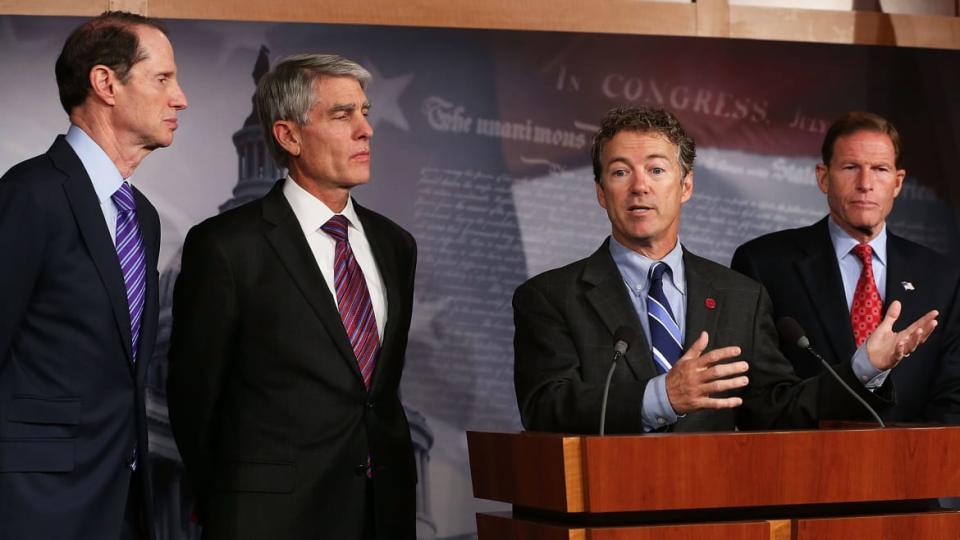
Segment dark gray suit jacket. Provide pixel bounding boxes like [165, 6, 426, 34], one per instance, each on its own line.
[168, 180, 417, 540]
[0, 136, 160, 540]
[732, 217, 960, 424]
[514, 239, 892, 434]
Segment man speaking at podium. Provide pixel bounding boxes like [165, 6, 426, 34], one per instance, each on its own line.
[732, 111, 960, 425]
[513, 106, 937, 434]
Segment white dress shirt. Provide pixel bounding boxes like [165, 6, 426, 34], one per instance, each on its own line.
[282, 177, 387, 339]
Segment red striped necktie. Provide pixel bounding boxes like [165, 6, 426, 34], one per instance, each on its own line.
[321, 215, 380, 389]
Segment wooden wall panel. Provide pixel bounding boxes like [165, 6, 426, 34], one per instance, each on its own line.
[1, 0, 958, 49]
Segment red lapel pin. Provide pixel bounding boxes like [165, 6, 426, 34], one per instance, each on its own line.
[705, 297, 716, 310]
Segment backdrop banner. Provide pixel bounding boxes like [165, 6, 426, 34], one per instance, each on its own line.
[1, 15, 958, 539]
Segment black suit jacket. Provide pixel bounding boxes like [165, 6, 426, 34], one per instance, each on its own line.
[168, 180, 417, 540]
[732, 217, 960, 424]
[0, 136, 160, 540]
[514, 240, 892, 434]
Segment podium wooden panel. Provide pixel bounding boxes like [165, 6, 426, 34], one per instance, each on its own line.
[467, 428, 960, 539]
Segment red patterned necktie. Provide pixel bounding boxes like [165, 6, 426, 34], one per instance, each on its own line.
[321, 215, 379, 388]
[850, 244, 881, 347]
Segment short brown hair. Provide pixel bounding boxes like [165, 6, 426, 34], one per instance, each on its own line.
[55, 11, 167, 114]
[821, 111, 902, 167]
[591, 106, 695, 183]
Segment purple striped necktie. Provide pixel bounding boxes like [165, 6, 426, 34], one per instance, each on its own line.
[321, 214, 380, 389]
[112, 182, 147, 362]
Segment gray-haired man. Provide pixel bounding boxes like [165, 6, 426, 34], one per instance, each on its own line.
[168, 54, 417, 540]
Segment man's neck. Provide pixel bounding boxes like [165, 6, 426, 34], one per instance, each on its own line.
[830, 214, 883, 244]
[70, 112, 149, 179]
[287, 173, 351, 214]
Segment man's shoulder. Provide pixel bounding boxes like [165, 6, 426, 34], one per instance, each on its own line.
[686, 249, 763, 292]
[1, 151, 64, 189]
[735, 222, 821, 258]
[185, 195, 268, 245]
[888, 231, 960, 280]
[355, 201, 414, 245]
[518, 252, 596, 297]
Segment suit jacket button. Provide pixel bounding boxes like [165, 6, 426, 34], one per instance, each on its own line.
[366, 401, 375, 409]
[354, 464, 368, 476]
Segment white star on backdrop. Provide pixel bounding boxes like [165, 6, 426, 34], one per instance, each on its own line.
[364, 60, 414, 132]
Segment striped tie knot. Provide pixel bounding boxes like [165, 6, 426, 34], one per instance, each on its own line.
[649, 260, 669, 283]
[112, 182, 136, 213]
[321, 214, 350, 243]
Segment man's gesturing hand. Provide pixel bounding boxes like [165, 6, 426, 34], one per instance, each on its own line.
[866, 300, 938, 371]
[665, 331, 749, 415]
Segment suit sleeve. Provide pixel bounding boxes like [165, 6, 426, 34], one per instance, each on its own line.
[167, 225, 239, 510]
[0, 181, 45, 365]
[513, 280, 648, 434]
[738, 285, 893, 429]
[923, 269, 960, 423]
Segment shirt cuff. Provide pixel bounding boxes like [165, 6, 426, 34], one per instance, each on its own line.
[852, 342, 891, 390]
[641, 375, 679, 431]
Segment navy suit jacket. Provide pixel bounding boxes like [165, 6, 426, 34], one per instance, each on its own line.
[0, 136, 160, 540]
[732, 217, 960, 424]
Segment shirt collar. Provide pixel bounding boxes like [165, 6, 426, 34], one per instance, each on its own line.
[609, 236, 686, 295]
[828, 216, 887, 267]
[64, 124, 124, 204]
[282, 175, 364, 235]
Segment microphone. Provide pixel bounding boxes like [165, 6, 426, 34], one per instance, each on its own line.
[599, 326, 639, 435]
[776, 317, 885, 428]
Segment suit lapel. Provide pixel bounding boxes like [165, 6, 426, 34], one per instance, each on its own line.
[581, 241, 656, 381]
[681, 249, 720, 349]
[53, 137, 135, 368]
[884, 233, 916, 321]
[795, 219, 855, 363]
[356, 204, 402, 391]
[133, 187, 159, 383]
[261, 182, 363, 382]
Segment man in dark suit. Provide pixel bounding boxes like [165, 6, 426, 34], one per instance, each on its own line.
[0, 11, 187, 540]
[168, 54, 417, 540]
[514, 106, 937, 434]
[732, 111, 960, 424]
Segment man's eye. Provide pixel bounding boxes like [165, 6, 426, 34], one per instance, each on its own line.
[651, 167, 665, 175]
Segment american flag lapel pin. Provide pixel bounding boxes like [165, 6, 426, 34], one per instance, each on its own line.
[901, 281, 915, 291]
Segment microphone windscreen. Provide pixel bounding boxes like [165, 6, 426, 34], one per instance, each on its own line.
[776, 317, 809, 349]
[613, 325, 639, 355]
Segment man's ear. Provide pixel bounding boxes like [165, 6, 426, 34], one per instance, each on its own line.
[273, 121, 301, 157]
[815, 163, 829, 194]
[88, 64, 118, 106]
[680, 171, 694, 204]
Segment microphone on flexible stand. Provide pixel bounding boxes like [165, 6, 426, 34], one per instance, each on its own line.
[776, 317, 885, 428]
[599, 326, 639, 436]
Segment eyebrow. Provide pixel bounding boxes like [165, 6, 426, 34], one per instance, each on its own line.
[328, 101, 372, 114]
[607, 153, 671, 166]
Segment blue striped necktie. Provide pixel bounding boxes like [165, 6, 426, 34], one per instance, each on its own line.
[112, 182, 147, 362]
[647, 262, 683, 374]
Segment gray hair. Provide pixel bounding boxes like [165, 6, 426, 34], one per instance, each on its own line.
[256, 53, 371, 167]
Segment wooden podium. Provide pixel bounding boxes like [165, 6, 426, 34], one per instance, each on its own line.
[467, 427, 960, 539]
